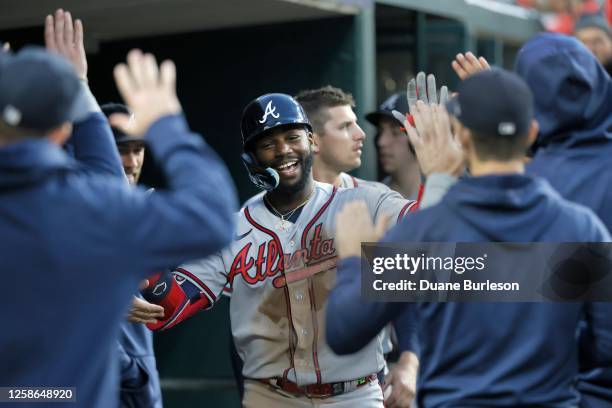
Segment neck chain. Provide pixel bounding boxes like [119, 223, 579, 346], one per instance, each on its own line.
[265, 186, 315, 231]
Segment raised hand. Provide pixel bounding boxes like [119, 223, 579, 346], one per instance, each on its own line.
[408, 71, 449, 107]
[110, 49, 182, 137]
[451, 52, 491, 80]
[45, 9, 87, 80]
[403, 101, 464, 178]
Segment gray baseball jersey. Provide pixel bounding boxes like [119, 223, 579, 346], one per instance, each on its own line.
[173, 181, 416, 385]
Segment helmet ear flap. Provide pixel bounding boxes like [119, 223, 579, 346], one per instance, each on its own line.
[241, 152, 280, 191]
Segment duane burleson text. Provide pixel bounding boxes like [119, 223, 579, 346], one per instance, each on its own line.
[373, 280, 520, 291]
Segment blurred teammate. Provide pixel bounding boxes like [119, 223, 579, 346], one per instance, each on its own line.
[516, 32, 612, 407]
[367, 92, 421, 199]
[452, 32, 612, 407]
[102, 102, 164, 408]
[327, 69, 612, 407]
[0, 9, 236, 408]
[574, 13, 612, 74]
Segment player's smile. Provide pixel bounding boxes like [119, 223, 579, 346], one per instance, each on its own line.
[274, 158, 300, 178]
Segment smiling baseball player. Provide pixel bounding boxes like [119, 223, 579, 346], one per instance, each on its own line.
[140, 93, 460, 407]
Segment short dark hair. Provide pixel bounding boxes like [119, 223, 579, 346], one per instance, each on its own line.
[470, 130, 530, 161]
[295, 86, 355, 135]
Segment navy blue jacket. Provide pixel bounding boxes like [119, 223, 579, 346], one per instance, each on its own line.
[0, 112, 237, 408]
[518, 33, 612, 408]
[327, 174, 611, 407]
[118, 320, 161, 408]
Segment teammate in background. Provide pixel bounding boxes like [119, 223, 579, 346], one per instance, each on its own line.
[574, 13, 612, 75]
[103, 103, 146, 185]
[0, 9, 236, 408]
[327, 69, 612, 407]
[295, 85, 419, 407]
[516, 32, 612, 408]
[452, 37, 612, 405]
[136, 91, 462, 407]
[102, 102, 164, 408]
[294, 86, 369, 189]
[366, 91, 421, 199]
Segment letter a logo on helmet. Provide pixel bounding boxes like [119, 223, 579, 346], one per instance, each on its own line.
[259, 101, 280, 124]
[240, 93, 313, 191]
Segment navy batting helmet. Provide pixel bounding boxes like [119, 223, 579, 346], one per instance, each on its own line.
[240, 93, 312, 191]
[240, 93, 312, 150]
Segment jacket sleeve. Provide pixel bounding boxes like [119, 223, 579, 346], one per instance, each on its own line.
[325, 256, 405, 355]
[109, 114, 238, 274]
[66, 83, 124, 179]
[393, 306, 420, 356]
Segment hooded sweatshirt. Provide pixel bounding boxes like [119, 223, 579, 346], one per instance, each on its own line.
[327, 174, 611, 407]
[518, 33, 612, 407]
[0, 113, 237, 408]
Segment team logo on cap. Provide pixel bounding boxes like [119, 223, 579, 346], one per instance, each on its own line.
[259, 101, 280, 123]
[498, 122, 516, 135]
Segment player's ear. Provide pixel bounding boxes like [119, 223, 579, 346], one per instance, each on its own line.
[47, 122, 73, 146]
[526, 119, 539, 149]
[309, 131, 320, 154]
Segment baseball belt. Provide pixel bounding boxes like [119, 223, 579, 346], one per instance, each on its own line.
[258, 372, 378, 398]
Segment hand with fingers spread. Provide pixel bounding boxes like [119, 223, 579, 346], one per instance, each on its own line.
[392, 71, 448, 129]
[126, 296, 165, 324]
[451, 52, 491, 80]
[110, 50, 182, 137]
[335, 201, 391, 259]
[45, 9, 87, 80]
[409, 71, 449, 107]
[404, 101, 464, 178]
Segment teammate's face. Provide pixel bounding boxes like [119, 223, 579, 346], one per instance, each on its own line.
[376, 117, 416, 175]
[316, 105, 365, 173]
[118, 141, 145, 185]
[575, 27, 612, 66]
[253, 127, 314, 193]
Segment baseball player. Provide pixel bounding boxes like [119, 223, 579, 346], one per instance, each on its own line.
[367, 90, 421, 199]
[136, 92, 461, 407]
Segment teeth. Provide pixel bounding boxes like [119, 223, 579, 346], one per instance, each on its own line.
[277, 161, 297, 170]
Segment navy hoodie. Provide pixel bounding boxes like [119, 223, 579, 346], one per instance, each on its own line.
[327, 174, 611, 407]
[0, 112, 237, 408]
[518, 33, 612, 407]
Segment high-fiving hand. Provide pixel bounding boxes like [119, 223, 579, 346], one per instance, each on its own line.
[110, 50, 182, 137]
[451, 52, 491, 80]
[45, 9, 87, 81]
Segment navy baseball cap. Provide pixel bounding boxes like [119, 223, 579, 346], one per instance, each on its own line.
[366, 92, 408, 126]
[446, 69, 533, 137]
[0, 46, 89, 132]
[100, 103, 141, 144]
